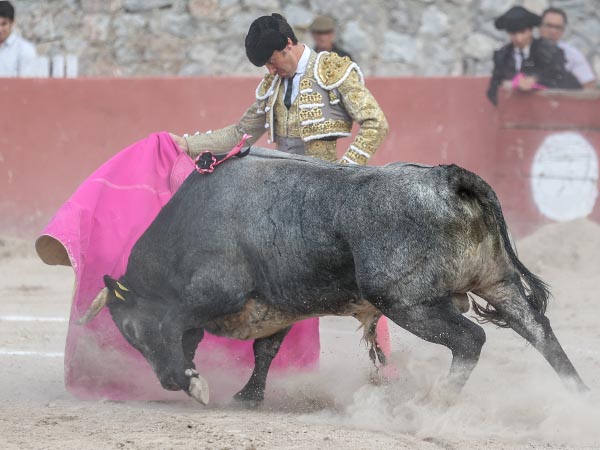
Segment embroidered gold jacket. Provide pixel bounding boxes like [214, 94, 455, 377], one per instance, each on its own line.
[185, 50, 388, 165]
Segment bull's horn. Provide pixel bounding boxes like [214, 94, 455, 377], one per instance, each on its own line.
[116, 281, 129, 292]
[114, 289, 126, 301]
[76, 288, 110, 325]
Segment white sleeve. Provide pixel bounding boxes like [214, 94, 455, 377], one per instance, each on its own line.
[567, 46, 596, 85]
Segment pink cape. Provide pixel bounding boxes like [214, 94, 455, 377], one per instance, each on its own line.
[36, 132, 320, 400]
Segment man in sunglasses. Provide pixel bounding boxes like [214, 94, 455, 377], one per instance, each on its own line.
[539, 7, 596, 90]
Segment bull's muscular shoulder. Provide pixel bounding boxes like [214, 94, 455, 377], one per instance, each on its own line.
[315, 51, 363, 89]
[256, 73, 278, 100]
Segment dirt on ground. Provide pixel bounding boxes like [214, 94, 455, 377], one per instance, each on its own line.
[1, 219, 599, 450]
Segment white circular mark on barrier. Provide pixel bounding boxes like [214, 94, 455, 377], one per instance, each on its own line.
[531, 132, 598, 221]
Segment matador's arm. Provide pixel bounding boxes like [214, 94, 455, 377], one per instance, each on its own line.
[184, 102, 268, 157]
[337, 70, 389, 165]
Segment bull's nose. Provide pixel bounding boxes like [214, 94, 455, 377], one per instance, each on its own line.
[159, 374, 183, 391]
[160, 380, 181, 391]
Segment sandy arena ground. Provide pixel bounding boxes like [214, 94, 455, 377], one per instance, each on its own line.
[1, 219, 600, 450]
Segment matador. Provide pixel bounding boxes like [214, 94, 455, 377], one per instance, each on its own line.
[171, 13, 388, 166]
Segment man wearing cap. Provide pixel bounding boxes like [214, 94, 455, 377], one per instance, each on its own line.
[486, 5, 581, 105]
[171, 13, 388, 165]
[539, 7, 596, 89]
[309, 15, 353, 60]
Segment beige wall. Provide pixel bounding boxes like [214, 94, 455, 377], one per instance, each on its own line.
[9, 0, 600, 78]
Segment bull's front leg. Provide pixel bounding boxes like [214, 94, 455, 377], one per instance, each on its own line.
[143, 322, 210, 405]
[182, 327, 210, 405]
[234, 327, 291, 405]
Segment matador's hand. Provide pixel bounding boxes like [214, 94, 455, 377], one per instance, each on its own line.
[169, 133, 189, 152]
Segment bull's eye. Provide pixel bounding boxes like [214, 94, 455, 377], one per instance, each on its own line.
[121, 319, 136, 340]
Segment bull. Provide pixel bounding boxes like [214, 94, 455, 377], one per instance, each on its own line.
[79, 148, 587, 405]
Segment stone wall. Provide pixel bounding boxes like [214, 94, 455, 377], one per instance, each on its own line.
[10, 0, 600, 78]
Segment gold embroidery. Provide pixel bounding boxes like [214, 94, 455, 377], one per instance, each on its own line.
[301, 119, 353, 140]
[337, 69, 389, 165]
[299, 77, 312, 91]
[316, 52, 354, 88]
[306, 140, 337, 162]
[344, 148, 369, 165]
[299, 107, 323, 122]
[299, 92, 322, 104]
[353, 133, 377, 154]
[346, 90, 362, 104]
[257, 73, 277, 98]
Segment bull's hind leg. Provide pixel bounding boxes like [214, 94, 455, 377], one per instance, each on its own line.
[478, 282, 588, 392]
[378, 296, 486, 394]
[234, 327, 291, 405]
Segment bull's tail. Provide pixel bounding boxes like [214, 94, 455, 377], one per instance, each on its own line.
[441, 164, 550, 327]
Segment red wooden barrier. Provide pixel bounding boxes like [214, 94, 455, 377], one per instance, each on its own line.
[494, 89, 600, 236]
[1, 77, 598, 237]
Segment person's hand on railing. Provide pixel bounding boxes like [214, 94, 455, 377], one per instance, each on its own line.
[511, 73, 546, 92]
[517, 75, 537, 91]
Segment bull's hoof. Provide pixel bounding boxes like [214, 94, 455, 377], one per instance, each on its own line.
[233, 388, 263, 407]
[188, 375, 210, 405]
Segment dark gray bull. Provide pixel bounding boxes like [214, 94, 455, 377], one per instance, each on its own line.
[80, 148, 587, 405]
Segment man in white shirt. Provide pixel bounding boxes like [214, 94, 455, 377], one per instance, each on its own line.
[0, 1, 37, 77]
[540, 7, 596, 89]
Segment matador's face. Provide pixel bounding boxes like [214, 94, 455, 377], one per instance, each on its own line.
[264, 39, 299, 79]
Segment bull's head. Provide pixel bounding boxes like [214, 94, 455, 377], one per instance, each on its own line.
[77, 275, 209, 405]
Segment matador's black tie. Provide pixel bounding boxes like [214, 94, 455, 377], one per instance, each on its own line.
[284, 74, 296, 109]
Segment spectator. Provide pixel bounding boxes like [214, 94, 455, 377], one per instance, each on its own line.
[309, 15, 353, 60]
[486, 6, 580, 105]
[0, 1, 37, 77]
[540, 7, 596, 89]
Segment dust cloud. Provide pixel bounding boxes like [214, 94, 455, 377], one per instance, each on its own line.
[1, 219, 599, 449]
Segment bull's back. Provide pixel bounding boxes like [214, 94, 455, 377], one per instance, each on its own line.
[128, 154, 487, 305]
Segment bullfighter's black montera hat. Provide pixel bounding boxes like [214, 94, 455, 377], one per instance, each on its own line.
[245, 13, 298, 67]
[494, 6, 541, 32]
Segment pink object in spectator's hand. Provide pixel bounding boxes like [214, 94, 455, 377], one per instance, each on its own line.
[511, 72, 547, 91]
